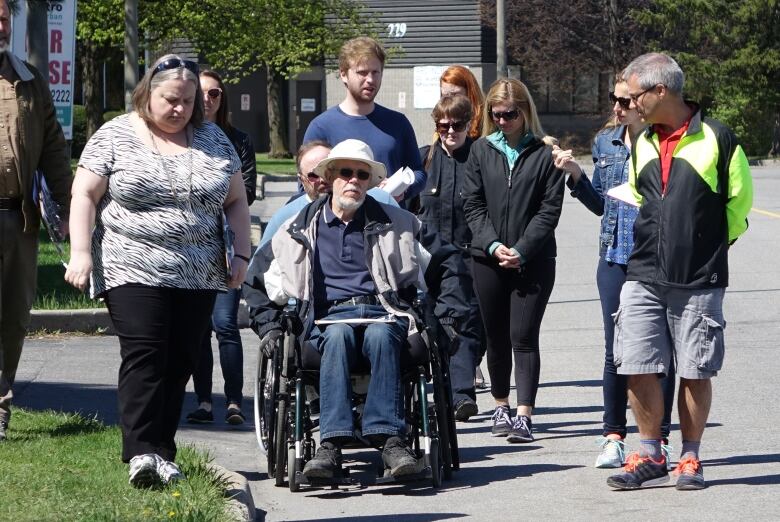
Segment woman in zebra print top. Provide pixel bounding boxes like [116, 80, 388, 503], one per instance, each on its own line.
[65, 54, 251, 488]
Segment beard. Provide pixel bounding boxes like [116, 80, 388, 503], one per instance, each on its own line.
[336, 183, 365, 211]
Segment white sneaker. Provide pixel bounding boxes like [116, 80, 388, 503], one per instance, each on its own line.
[155, 455, 185, 485]
[129, 454, 160, 488]
[595, 437, 626, 468]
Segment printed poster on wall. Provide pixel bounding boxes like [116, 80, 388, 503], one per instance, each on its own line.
[11, 0, 78, 139]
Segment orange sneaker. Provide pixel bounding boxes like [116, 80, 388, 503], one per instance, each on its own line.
[607, 452, 670, 490]
[674, 455, 705, 490]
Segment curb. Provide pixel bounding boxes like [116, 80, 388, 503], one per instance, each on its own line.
[749, 157, 780, 166]
[210, 464, 256, 522]
[29, 301, 251, 334]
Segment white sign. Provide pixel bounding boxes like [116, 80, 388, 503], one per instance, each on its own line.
[11, 0, 78, 139]
[398, 91, 406, 109]
[241, 94, 250, 111]
[413, 65, 448, 109]
[300, 98, 316, 112]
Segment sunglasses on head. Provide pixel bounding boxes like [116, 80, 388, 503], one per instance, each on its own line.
[609, 92, 632, 110]
[337, 167, 371, 181]
[490, 109, 520, 122]
[205, 87, 222, 99]
[436, 120, 468, 133]
[152, 58, 199, 78]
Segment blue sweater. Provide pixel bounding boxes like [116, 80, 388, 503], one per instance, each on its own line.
[302, 104, 426, 198]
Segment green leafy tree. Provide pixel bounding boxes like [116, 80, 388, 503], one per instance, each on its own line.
[179, 0, 373, 158]
[635, 0, 780, 155]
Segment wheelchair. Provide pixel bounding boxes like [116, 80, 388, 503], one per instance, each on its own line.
[253, 299, 460, 491]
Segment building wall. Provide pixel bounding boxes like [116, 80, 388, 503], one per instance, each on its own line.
[321, 0, 495, 149]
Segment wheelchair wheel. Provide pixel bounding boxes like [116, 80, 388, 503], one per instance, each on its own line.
[431, 345, 456, 479]
[254, 350, 277, 475]
[274, 393, 288, 487]
[288, 446, 300, 492]
[430, 437, 442, 488]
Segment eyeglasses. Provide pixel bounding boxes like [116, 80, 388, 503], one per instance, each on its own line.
[337, 167, 371, 181]
[628, 84, 658, 103]
[151, 58, 199, 79]
[608, 92, 632, 110]
[491, 109, 520, 122]
[436, 120, 468, 133]
[305, 172, 320, 182]
[205, 88, 222, 99]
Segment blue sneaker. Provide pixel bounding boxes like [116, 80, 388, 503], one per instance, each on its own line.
[607, 452, 670, 490]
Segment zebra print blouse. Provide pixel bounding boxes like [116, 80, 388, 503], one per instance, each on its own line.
[78, 113, 241, 297]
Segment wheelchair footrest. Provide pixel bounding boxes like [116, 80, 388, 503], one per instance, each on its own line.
[295, 470, 358, 487]
[375, 466, 432, 484]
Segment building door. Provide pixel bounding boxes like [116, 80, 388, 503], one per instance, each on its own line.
[295, 80, 322, 150]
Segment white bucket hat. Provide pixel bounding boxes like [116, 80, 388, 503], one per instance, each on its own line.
[312, 139, 386, 189]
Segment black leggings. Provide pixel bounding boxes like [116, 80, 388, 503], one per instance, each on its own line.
[105, 284, 216, 463]
[471, 256, 556, 407]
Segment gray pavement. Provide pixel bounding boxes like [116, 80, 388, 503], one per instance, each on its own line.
[13, 166, 780, 520]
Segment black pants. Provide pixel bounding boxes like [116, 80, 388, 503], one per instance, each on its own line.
[105, 284, 216, 462]
[471, 256, 556, 407]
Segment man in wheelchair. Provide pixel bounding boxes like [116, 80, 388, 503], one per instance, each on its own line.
[244, 139, 471, 481]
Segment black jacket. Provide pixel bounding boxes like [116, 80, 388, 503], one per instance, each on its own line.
[225, 126, 257, 205]
[462, 136, 565, 262]
[417, 139, 473, 254]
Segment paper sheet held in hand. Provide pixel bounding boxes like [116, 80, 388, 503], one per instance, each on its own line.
[606, 182, 640, 207]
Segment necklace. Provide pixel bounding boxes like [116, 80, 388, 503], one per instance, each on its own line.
[147, 123, 195, 223]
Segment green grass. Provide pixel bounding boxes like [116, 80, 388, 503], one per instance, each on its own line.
[256, 152, 296, 175]
[0, 409, 234, 522]
[36, 228, 103, 310]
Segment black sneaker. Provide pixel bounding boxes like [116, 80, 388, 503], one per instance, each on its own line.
[454, 398, 478, 421]
[225, 407, 245, 426]
[381, 436, 420, 478]
[186, 408, 214, 424]
[506, 415, 534, 443]
[607, 452, 670, 490]
[302, 441, 342, 479]
[491, 405, 512, 436]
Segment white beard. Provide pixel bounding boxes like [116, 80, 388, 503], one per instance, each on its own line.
[337, 194, 364, 211]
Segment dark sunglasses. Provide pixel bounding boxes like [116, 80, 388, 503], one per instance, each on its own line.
[629, 84, 658, 103]
[337, 167, 371, 181]
[609, 92, 631, 110]
[151, 58, 199, 78]
[490, 109, 520, 122]
[205, 87, 222, 99]
[436, 120, 468, 133]
[305, 172, 320, 181]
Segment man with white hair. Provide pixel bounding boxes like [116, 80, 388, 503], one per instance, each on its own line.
[244, 139, 470, 480]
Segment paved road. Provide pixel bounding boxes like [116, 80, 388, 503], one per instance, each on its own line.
[14, 166, 780, 520]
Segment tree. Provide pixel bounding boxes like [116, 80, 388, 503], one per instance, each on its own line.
[635, 0, 780, 156]
[481, 0, 650, 88]
[178, 0, 372, 158]
[76, 0, 189, 137]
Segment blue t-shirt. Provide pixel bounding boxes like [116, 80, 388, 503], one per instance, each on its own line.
[302, 104, 426, 198]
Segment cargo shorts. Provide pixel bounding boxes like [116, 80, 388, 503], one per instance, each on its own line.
[613, 281, 726, 379]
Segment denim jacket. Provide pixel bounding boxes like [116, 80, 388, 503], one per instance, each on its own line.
[567, 125, 637, 265]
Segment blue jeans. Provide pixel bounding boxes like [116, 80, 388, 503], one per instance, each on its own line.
[597, 258, 675, 439]
[309, 304, 408, 442]
[192, 288, 244, 406]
